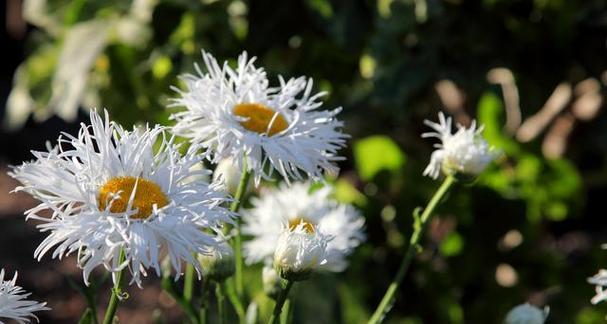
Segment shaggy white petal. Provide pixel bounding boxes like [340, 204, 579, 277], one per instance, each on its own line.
[10, 110, 233, 287]
[242, 182, 365, 271]
[422, 112, 499, 179]
[170, 50, 348, 185]
[0, 269, 49, 324]
[589, 269, 607, 305]
[273, 226, 328, 278]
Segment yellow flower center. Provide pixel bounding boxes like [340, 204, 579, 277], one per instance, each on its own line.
[233, 103, 288, 136]
[98, 176, 169, 220]
[288, 217, 316, 234]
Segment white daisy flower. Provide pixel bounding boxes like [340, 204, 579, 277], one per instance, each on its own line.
[422, 112, 499, 179]
[0, 269, 49, 324]
[242, 182, 365, 272]
[504, 303, 549, 324]
[170, 50, 348, 185]
[273, 225, 329, 281]
[10, 110, 233, 287]
[589, 269, 607, 304]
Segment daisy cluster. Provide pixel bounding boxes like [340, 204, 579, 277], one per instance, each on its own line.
[169, 50, 368, 281]
[7, 49, 503, 322]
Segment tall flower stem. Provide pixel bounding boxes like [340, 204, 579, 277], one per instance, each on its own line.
[225, 280, 246, 321]
[215, 283, 226, 324]
[102, 249, 126, 324]
[368, 175, 457, 324]
[184, 262, 195, 303]
[199, 278, 210, 324]
[267, 281, 294, 324]
[229, 161, 252, 300]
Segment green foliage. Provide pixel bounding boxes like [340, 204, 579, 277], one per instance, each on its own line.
[353, 135, 406, 181]
[477, 91, 582, 222]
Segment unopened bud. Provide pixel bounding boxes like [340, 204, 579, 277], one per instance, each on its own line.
[198, 241, 235, 282]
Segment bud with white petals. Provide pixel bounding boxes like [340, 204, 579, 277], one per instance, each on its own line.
[213, 158, 249, 194]
[198, 241, 235, 282]
[422, 112, 500, 179]
[262, 263, 284, 299]
[504, 303, 549, 324]
[273, 225, 328, 281]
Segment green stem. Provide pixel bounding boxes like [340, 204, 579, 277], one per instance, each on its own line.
[367, 175, 457, 324]
[215, 283, 226, 324]
[267, 281, 294, 324]
[184, 263, 195, 303]
[102, 249, 126, 324]
[229, 161, 252, 300]
[199, 279, 209, 324]
[225, 279, 246, 321]
[280, 299, 290, 324]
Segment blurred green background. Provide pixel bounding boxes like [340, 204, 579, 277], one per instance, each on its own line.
[1, 0, 607, 323]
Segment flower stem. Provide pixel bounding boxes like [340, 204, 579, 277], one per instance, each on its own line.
[229, 161, 252, 300]
[225, 280, 246, 321]
[215, 283, 226, 324]
[280, 299, 290, 324]
[184, 262, 195, 303]
[102, 249, 126, 324]
[199, 279, 210, 324]
[367, 175, 457, 324]
[268, 281, 294, 324]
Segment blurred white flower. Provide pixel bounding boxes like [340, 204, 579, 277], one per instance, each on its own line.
[198, 240, 235, 282]
[589, 269, 607, 304]
[273, 225, 328, 281]
[504, 303, 549, 324]
[422, 112, 499, 179]
[0, 269, 49, 324]
[10, 110, 233, 287]
[242, 182, 365, 271]
[170, 50, 348, 185]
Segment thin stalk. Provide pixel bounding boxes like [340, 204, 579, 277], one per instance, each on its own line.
[367, 175, 457, 324]
[279, 299, 290, 324]
[102, 249, 126, 324]
[184, 263, 195, 303]
[267, 281, 294, 324]
[229, 161, 252, 300]
[215, 283, 226, 324]
[199, 279, 210, 324]
[225, 279, 246, 321]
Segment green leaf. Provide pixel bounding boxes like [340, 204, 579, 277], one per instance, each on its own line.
[477, 91, 519, 155]
[353, 135, 406, 181]
[333, 179, 367, 206]
[439, 232, 464, 257]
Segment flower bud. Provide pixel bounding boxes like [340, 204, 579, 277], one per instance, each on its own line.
[504, 303, 549, 324]
[198, 241, 235, 282]
[213, 158, 249, 194]
[273, 225, 327, 281]
[262, 263, 284, 299]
